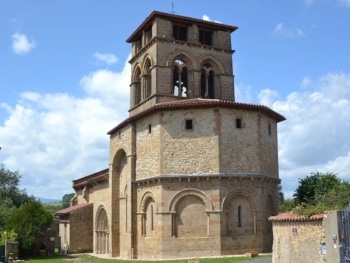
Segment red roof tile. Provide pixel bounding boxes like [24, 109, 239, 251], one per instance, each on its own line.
[269, 211, 324, 222]
[108, 98, 286, 135]
[56, 202, 93, 215]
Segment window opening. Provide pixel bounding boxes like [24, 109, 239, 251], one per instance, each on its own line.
[134, 67, 141, 105]
[238, 205, 242, 228]
[135, 36, 142, 53]
[185, 119, 193, 130]
[151, 205, 154, 231]
[236, 118, 242, 129]
[144, 59, 152, 98]
[268, 123, 272, 135]
[173, 25, 187, 41]
[208, 70, 214, 98]
[199, 30, 212, 46]
[144, 25, 152, 44]
[201, 63, 215, 99]
[148, 124, 152, 134]
[173, 59, 188, 97]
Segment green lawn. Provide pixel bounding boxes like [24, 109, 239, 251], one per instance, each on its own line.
[24, 254, 271, 263]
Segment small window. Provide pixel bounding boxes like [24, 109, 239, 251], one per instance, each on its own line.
[148, 124, 152, 134]
[236, 118, 242, 129]
[173, 25, 187, 41]
[199, 30, 212, 46]
[238, 205, 242, 228]
[144, 25, 152, 44]
[185, 119, 193, 130]
[268, 123, 271, 135]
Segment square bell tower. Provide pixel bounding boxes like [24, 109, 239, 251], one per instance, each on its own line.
[126, 11, 238, 116]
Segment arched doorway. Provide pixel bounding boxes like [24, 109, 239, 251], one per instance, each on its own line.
[95, 207, 109, 254]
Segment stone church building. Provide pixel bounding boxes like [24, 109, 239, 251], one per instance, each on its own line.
[56, 10, 285, 260]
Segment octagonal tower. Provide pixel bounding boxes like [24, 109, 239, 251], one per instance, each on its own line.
[106, 11, 285, 259]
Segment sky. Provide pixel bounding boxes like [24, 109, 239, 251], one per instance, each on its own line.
[1, 0, 350, 200]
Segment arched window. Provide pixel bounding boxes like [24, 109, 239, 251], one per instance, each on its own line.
[133, 67, 141, 105]
[226, 194, 255, 236]
[140, 193, 157, 237]
[201, 63, 215, 99]
[143, 59, 152, 99]
[172, 58, 188, 97]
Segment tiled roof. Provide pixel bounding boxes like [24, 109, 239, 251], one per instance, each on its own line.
[127, 11, 238, 43]
[268, 211, 324, 222]
[56, 202, 93, 215]
[107, 98, 286, 135]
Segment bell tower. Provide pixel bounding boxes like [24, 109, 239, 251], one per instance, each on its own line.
[126, 11, 238, 116]
[107, 10, 285, 259]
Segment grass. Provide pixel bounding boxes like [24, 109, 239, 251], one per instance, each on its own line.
[24, 253, 271, 263]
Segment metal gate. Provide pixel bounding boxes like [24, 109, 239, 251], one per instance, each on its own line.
[0, 245, 4, 263]
[342, 205, 350, 263]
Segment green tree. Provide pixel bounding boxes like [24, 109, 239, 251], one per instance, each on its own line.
[293, 172, 350, 216]
[62, 193, 75, 209]
[0, 164, 28, 207]
[0, 165, 28, 232]
[293, 172, 322, 204]
[5, 197, 53, 251]
[279, 198, 296, 212]
[315, 172, 341, 200]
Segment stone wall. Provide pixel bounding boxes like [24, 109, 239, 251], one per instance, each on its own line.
[270, 212, 326, 263]
[69, 204, 93, 253]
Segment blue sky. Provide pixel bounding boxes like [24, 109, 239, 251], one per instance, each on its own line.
[1, 0, 350, 200]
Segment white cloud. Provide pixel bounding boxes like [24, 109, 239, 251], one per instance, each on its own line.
[272, 72, 350, 198]
[258, 89, 279, 107]
[235, 83, 253, 102]
[202, 15, 221, 24]
[93, 52, 118, 65]
[80, 55, 130, 106]
[12, 33, 36, 54]
[272, 23, 304, 38]
[0, 56, 131, 199]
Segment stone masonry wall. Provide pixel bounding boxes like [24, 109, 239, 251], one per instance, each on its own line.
[272, 220, 325, 263]
[70, 204, 93, 253]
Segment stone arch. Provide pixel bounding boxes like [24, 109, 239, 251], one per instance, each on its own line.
[169, 189, 212, 238]
[199, 55, 225, 74]
[140, 192, 157, 237]
[95, 206, 109, 254]
[140, 191, 157, 212]
[166, 50, 197, 69]
[140, 54, 154, 72]
[222, 189, 257, 236]
[112, 149, 128, 173]
[167, 51, 196, 97]
[110, 148, 128, 256]
[264, 191, 278, 235]
[169, 188, 213, 212]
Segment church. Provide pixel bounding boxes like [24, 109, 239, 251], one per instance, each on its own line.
[56, 10, 285, 260]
